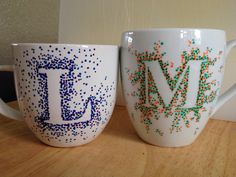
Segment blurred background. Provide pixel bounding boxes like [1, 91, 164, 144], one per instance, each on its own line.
[1, 0, 236, 120]
[0, 0, 59, 101]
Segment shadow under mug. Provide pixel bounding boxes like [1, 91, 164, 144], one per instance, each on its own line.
[0, 43, 118, 147]
[121, 28, 236, 147]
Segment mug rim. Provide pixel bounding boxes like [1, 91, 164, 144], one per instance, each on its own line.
[11, 43, 118, 48]
[122, 28, 225, 34]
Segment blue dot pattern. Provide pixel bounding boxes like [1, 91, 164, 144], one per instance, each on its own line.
[14, 45, 117, 146]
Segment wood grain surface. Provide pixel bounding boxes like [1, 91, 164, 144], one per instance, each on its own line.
[0, 101, 236, 177]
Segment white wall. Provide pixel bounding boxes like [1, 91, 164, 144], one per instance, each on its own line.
[0, 0, 60, 65]
[59, 0, 236, 121]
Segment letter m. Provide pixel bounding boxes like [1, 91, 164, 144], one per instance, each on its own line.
[144, 60, 204, 108]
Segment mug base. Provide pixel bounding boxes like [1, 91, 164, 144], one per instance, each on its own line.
[36, 135, 99, 148]
[39, 138, 96, 148]
[136, 132, 197, 148]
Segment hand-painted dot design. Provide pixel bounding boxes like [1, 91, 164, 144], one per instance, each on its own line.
[14, 45, 117, 146]
[125, 40, 223, 134]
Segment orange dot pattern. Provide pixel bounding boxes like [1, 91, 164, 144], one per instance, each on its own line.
[126, 41, 223, 133]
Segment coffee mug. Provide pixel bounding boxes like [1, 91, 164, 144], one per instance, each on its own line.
[121, 28, 236, 147]
[0, 44, 118, 147]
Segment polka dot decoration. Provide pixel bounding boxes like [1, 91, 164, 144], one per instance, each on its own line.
[13, 44, 118, 147]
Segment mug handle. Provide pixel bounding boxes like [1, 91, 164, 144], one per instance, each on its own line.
[211, 40, 236, 116]
[0, 65, 23, 121]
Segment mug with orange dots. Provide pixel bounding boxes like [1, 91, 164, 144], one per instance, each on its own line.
[121, 28, 236, 147]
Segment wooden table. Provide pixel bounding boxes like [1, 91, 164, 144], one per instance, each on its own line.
[0, 101, 236, 177]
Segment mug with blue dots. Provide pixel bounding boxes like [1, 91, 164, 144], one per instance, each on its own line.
[0, 43, 118, 147]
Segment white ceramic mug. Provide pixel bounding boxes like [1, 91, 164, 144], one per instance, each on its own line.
[121, 28, 236, 147]
[0, 43, 118, 147]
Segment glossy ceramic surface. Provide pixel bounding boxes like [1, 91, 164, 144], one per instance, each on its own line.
[12, 44, 118, 147]
[121, 29, 229, 147]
